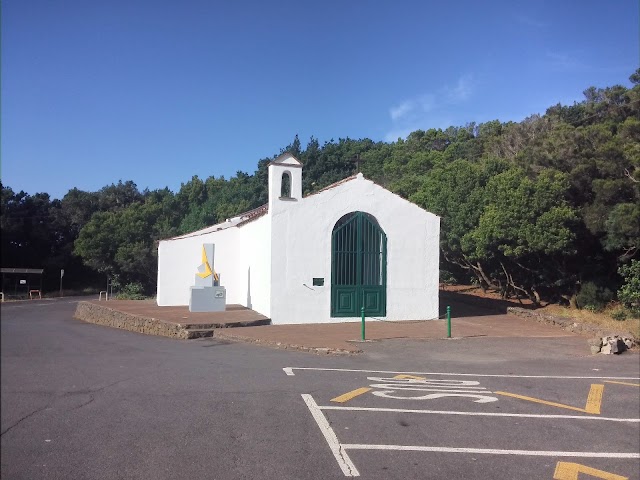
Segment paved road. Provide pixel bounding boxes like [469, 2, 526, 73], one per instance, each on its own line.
[2, 299, 639, 479]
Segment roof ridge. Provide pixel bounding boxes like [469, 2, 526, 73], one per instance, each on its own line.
[163, 174, 365, 241]
[303, 173, 360, 198]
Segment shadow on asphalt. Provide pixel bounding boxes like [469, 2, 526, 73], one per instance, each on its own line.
[439, 290, 535, 318]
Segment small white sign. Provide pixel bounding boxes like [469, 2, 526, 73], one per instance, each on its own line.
[60, 269, 65, 278]
[19, 279, 27, 285]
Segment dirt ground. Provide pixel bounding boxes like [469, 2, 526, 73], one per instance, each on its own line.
[442, 284, 640, 338]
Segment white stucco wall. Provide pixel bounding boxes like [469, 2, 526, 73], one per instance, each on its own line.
[269, 174, 440, 325]
[157, 161, 439, 325]
[156, 214, 271, 317]
[238, 214, 271, 317]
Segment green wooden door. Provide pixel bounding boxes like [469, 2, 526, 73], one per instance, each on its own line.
[331, 212, 387, 317]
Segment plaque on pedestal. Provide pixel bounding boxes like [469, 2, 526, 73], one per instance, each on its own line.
[188, 244, 226, 312]
[189, 285, 226, 312]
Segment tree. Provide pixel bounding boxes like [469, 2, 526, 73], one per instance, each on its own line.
[618, 260, 640, 316]
[411, 162, 577, 303]
[97, 180, 143, 211]
[467, 168, 577, 302]
[74, 193, 182, 292]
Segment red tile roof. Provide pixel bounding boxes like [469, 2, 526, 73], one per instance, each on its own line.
[235, 203, 268, 227]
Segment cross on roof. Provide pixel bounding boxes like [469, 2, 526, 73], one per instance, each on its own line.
[350, 154, 364, 173]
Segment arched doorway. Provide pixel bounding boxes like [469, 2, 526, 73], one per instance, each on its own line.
[331, 212, 387, 317]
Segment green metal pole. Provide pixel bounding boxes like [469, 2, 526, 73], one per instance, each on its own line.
[361, 306, 365, 341]
[446, 305, 451, 338]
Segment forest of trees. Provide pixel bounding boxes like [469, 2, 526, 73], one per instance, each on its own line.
[2, 71, 639, 315]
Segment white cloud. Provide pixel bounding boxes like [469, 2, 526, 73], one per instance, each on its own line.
[444, 74, 473, 103]
[389, 94, 435, 122]
[385, 75, 474, 141]
[389, 100, 414, 121]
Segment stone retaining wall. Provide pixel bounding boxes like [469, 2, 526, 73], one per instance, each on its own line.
[74, 301, 189, 339]
[507, 307, 637, 348]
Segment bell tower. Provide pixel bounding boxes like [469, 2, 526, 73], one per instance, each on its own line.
[268, 152, 303, 212]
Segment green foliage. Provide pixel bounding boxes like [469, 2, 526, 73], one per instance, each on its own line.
[116, 282, 147, 300]
[410, 160, 576, 302]
[576, 282, 613, 311]
[610, 309, 628, 321]
[618, 260, 640, 317]
[74, 192, 181, 288]
[603, 202, 640, 257]
[439, 270, 456, 285]
[469, 168, 576, 259]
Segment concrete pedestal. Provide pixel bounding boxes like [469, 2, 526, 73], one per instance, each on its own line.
[189, 286, 226, 312]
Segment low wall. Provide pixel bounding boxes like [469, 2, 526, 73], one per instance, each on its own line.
[74, 301, 188, 339]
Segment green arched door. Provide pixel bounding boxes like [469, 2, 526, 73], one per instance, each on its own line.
[331, 212, 387, 317]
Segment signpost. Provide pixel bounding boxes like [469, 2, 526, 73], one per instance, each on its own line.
[60, 269, 64, 297]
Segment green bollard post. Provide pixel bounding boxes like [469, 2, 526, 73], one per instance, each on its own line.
[446, 305, 451, 338]
[361, 306, 366, 341]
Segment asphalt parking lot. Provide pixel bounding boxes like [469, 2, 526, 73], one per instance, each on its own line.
[1, 298, 639, 479]
[286, 366, 639, 478]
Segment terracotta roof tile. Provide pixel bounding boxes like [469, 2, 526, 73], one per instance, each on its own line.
[235, 203, 268, 227]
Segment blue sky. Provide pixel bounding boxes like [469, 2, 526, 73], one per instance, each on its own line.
[2, 0, 638, 199]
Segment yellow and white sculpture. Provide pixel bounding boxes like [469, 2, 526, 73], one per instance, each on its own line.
[189, 244, 226, 312]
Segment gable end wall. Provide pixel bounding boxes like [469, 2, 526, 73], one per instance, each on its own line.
[269, 176, 439, 324]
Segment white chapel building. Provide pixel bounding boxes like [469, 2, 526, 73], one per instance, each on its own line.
[156, 153, 440, 324]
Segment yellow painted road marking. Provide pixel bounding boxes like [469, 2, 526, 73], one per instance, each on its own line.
[495, 384, 604, 415]
[393, 374, 427, 380]
[585, 384, 604, 414]
[554, 461, 628, 480]
[604, 380, 640, 387]
[331, 387, 372, 403]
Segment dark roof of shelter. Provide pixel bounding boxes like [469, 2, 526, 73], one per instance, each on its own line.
[1, 268, 44, 274]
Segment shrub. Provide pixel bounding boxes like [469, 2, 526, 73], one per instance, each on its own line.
[439, 270, 456, 285]
[576, 281, 613, 311]
[618, 260, 640, 317]
[610, 309, 628, 321]
[116, 282, 147, 300]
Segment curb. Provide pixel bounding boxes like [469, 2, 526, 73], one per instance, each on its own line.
[212, 330, 360, 356]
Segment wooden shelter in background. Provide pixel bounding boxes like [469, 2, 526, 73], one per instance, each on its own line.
[1, 268, 44, 300]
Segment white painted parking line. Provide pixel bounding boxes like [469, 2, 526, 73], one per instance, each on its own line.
[340, 444, 640, 459]
[301, 393, 640, 477]
[301, 394, 360, 477]
[319, 405, 640, 423]
[284, 367, 640, 380]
